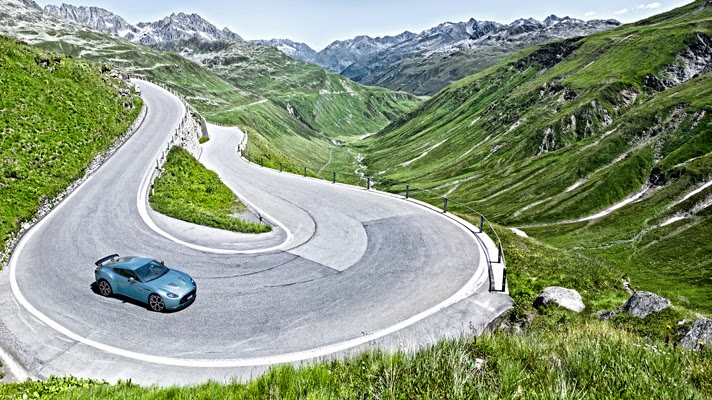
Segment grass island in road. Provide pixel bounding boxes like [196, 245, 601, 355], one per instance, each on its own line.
[149, 146, 271, 234]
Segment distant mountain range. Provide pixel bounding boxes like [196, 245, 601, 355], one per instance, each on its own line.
[311, 31, 417, 73]
[328, 16, 620, 95]
[44, 3, 619, 95]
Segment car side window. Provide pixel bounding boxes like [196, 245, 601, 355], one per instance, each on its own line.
[114, 268, 134, 279]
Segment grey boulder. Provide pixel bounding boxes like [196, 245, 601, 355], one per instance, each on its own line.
[622, 291, 671, 319]
[681, 318, 712, 349]
[533, 286, 585, 313]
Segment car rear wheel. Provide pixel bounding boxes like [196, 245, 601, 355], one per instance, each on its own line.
[148, 294, 165, 312]
[98, 280, 112, 297]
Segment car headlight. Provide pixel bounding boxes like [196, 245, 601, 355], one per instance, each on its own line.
[166, 292, 179, 299]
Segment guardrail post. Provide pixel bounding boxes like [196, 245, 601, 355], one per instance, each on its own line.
[498, 242, 503, 263]
[303, 166, 307, 177]
[279, 162, 283, 172]
[248, 154, 251, 163]
[443, 197, 448, 213]
[260, 157, 264, 167]
[405, 184, 409, 199]
[367, 177, 371, 190]
[479, 215, 484, 233]
[332, 171, 336, 184]
[502, 267, 507, 292]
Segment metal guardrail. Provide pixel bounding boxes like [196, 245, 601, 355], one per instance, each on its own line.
[239, 147, 507, 293]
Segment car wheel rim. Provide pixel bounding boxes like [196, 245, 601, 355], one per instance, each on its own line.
[99, 281, 110, 296]
[149, 295, 164, 311]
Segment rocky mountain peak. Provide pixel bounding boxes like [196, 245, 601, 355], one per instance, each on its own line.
[468, 19, 504, 39]
[134, 11, 241, 45]
[543, 14, 561, 26]
[44, 3, 138, 37]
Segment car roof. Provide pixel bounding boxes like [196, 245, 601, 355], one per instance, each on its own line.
[110, 256, 156, 271]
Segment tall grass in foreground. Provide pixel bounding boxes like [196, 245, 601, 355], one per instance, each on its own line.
[149, 147, 271, 234]
[1, 322, 709, 399]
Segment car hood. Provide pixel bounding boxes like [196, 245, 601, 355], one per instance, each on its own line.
[150, 270, 195, 295]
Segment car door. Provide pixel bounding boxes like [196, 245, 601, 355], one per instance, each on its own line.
[114, 268, 149, 302]
[112, 268, 132, 297]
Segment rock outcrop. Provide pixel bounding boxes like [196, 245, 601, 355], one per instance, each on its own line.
[622, 291, 671, 319]
[680, 318, 712, 349]
[533, 286, 585, 312]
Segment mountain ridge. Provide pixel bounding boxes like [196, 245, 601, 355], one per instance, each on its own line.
[43, 3, 243, 45]
[340, 15, 620, 95]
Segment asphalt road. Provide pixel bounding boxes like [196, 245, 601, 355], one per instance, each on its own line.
[0, 81, 511, 385]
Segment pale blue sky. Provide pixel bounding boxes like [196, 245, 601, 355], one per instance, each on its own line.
[36, 0, 694, 50]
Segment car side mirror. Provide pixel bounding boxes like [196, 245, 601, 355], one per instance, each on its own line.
[160, 261, 164, 265]
[128, 277, 136, 284]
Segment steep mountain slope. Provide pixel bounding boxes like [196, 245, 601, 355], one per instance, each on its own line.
[131, 12, 242, 45]
[315, 31, 416, 73]
[44, 3, 138, 37]
[342, 16, 619, 95]
[358, 1, 712, 311]
[0, 34, 142, 256]
[156, 38, 420, 138]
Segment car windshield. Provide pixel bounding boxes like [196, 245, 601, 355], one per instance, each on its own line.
[135, 261, 169, 282]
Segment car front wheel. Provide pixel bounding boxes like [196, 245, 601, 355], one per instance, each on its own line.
[148, 294, 165, 312]
[98, 280, 112, 297]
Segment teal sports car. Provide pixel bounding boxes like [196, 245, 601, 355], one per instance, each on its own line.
[94, 254, 196, 312]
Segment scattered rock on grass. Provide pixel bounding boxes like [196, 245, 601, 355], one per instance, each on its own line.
[680, 318, 712, 350]
[533, 286, 585, 313]
[622, 291, 671, 319]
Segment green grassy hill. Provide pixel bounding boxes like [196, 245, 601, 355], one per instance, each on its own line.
[0, 35, 142, 257]
[357, 0, 712, 312]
